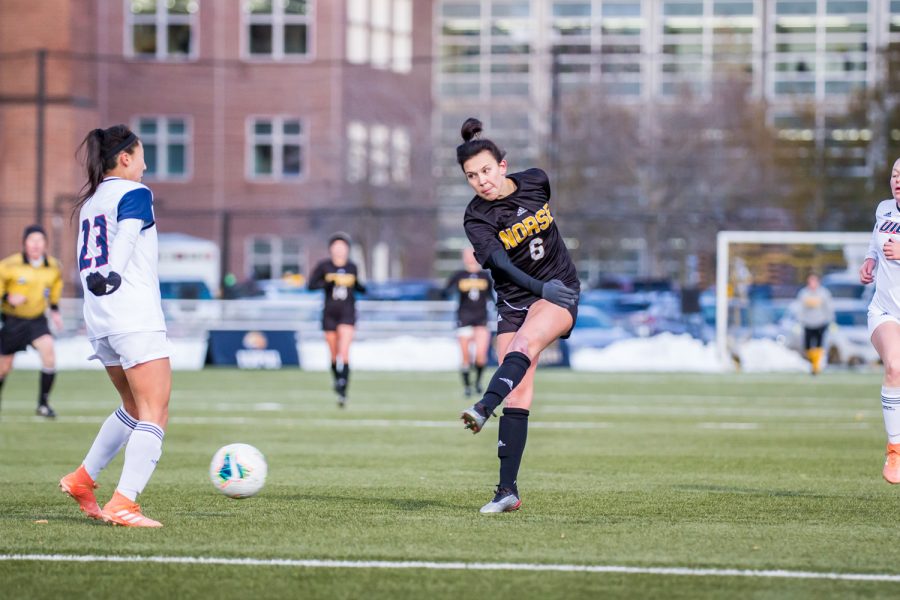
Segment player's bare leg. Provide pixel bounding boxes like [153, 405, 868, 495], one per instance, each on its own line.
[32, 334, 57, 417]
[872, 322, 900, 483]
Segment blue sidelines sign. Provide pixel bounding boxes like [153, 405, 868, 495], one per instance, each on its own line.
[207, 330, 299, 369]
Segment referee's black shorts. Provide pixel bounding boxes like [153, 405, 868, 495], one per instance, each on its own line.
[0, 314, 51, 355]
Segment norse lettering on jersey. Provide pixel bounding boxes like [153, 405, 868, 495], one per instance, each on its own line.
[463, 168, 579, 307]
[446, 270, 493, 326]
[309, 260, 363, 310]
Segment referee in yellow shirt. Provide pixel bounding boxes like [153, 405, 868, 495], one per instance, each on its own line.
[0, 225, 63, 417]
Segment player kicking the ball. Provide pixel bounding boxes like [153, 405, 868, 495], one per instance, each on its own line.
[59, 125, 172, 527]
[456, 118, 579, 513]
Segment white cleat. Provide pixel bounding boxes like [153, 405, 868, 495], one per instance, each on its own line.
[460, 404, 489, 434]
[479, 486, 521, 514]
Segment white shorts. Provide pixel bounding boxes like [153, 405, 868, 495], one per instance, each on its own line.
[868, 303, 900, 338]
[89, 331, 173, 370]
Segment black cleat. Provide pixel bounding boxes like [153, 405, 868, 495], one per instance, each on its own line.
[36, 404, 56, 418]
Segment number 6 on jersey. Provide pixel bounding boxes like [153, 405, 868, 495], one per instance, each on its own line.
[529, 237, 544, 260]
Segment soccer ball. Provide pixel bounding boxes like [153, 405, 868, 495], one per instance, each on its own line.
[209, 443, 267, 498]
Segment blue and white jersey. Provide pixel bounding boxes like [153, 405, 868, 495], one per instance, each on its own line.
[77, 177, 166, 339]
[867, 199, 900, 316]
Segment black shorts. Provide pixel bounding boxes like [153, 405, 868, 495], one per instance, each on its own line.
[322, 304, 356, 332]
[0, 314, 51, 355]
[457, 312, 488, 328]
[496, 297, 578, 339]
[804, 325, 827, 350]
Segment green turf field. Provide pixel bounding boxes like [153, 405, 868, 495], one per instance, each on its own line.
[1, 368, 899, 599]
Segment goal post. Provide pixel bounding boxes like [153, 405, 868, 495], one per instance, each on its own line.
[715, 230, 872, 363]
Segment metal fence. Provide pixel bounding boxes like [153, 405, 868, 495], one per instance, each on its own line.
[56, 298, 471, 340]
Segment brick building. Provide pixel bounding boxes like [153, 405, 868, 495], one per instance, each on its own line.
[0, 0, 434, 293]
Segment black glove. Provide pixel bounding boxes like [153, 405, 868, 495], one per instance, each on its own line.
[86, 271, 122, 296]
[541, 279, 577, 308]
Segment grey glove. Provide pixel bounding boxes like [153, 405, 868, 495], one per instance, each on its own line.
[541, 279, 577, 308]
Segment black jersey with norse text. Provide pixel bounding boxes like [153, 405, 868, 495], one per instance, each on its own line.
[445, 270, 493, 326]
[308, 260, 365, 314]
[463, 168, 579, 308]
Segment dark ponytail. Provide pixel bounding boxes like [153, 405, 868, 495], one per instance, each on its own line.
[74, 124, 140, 213]
[456, 118, 505, 168]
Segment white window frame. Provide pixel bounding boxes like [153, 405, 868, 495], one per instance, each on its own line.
[133, 115, 193, 181]
[124, 0, 199, 60]
[345, 0, 412, 73]
[245, 235, 306, 280]
[242, 0, 316, 62]
[346, 120, 410, 187]
[246, 116, 308, 182]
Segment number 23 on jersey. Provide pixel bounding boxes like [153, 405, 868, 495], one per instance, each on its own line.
[79, 215, 109, 271]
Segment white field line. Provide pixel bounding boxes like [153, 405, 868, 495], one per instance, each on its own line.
[0, 415, 872, 431]
[0, 415, 610, 430]
[1, 554, 899, 583]
[167, 390, 869, 404]
[25, 401, 879, 419]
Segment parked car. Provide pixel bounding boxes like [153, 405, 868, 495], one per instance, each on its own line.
[566, 306, 633, 350]
[822, 271, 874, 302]
[359, 279, 443, 301]
[780, 299, 878, 366]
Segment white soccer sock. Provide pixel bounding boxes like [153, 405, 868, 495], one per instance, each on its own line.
[882, 387, 900, 444]
[117, 421, 164, 501]
[82, 406, 136, 480]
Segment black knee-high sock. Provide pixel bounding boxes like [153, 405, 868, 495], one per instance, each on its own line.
[39, 370, 55, 407]
[474, 363, 485, 388]
[498, 407, 529, 491]
[478, 351, 531, 414]
[461, 368, 471, 388]
[331, 361, 339, 383]
[340, 363, 350, 389]
[0, 376, 5, 408]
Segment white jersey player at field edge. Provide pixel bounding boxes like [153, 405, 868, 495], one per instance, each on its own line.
[58, 124, 172, 528]
[860, 156, 900, 485]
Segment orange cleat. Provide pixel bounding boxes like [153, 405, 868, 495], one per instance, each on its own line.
[884, 443, 900, 484]
[101, 491, 162, 528]
[59, 465, 102, 520]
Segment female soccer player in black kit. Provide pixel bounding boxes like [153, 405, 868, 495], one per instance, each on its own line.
[445, 247, 493, 397]
[457, 118, 579, 514]
[308, 233, 366, 408]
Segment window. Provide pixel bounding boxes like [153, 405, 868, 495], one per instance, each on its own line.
[135, 116, 190, 180]
[248, 117, 306, 180]
[126, 0, 199, 59]
[346, 0, 412, 73]
[247, 236, 304, 280]
[346, 121, 409, 186]
[245, 0, 313, 60]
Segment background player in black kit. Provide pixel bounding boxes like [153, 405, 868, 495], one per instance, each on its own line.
[444, 247, 493, 397]
[456, 118, 579, 514]
[308, 233, 365, 408]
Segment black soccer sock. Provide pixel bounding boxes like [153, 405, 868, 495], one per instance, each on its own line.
[461, 368, 471, 388]
[39, 369, 55, 407]
[331, 361, 339, 382]
[474, 363, 485, 388]
[478, 351, 531, 414]
[498, 407, 529, 491]
[340, 363, 350, 390]
[0, 376, 5, 408]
